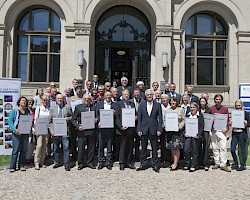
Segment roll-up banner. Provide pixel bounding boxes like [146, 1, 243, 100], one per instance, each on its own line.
[0, 78, 21, 169]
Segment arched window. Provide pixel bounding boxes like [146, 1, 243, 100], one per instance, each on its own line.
[185, 12, 228, 85]
[14, 7, 61, 82]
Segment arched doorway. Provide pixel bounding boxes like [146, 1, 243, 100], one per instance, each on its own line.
[95, 5, 151, 88]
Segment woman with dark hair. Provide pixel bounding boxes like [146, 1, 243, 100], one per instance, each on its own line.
[183, 102, 204, 172]
[230, 100, 250, 171]
[8, 96, 31, 172]
[33, 87, 44, 108]
[164, 96, 185, 170]
[199, 97, 212, 171]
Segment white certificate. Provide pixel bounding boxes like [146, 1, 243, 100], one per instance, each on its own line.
[71, 99, 82, 113]
[122, 108, 135, 127]
[231, 110, 245, 129]
[185, 118, 198, 137]
[165, 112, 178, 132]
[81, 111, 95, 130]
[203, 113, 214, 131]
[213, 114, 228, 131]
[18, 115, 33, 134]
[100, 109, 114, 128]
[35, 117, 49, 135]
[53, 118, 67, 136]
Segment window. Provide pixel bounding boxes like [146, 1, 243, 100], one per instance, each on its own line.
[185, 12, 227, 85]
[15, 7, 61, 82]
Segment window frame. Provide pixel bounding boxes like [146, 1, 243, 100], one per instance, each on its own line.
[185, 12, 228, 87]
[14, 6, 61, 83]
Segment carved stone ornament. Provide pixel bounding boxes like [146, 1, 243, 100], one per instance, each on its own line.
[74, 23, 91, 35]
[155, 25, 173, 37]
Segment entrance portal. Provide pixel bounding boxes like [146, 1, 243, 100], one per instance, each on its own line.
[95, 6, 151, 88]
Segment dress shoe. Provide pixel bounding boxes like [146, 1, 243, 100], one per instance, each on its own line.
[87, 164, 96, 169]
[136, 166, 147, 171]
[127, 163, 136, 169]
[205, 167, 209, 171]
[120, 164, 125, 171]
[220, 166, 231, 172]
[106, 165, 112, 170]
[78, 164, 85, 170]
[212, 164, 220, 169]
[170, 166, 178, 171]
[153, 167, 160, 173]
[53, 164, 62, 169]
[231, 164, 239, 170]
[236, 166, 246, 171]
[189, 167, 195, 172]
[98, 164, 104, 170]
[65, 165, 71, 171]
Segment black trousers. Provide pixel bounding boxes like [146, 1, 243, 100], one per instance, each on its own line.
[140, 133, 158, 168]
[69, 124, 77, 160]
[77, 133, 96, 166]
[98, 130, 114, 165]
[160, 131, 171, 162]
[118, 132, 134, 165]
[184, 137, 201, 168]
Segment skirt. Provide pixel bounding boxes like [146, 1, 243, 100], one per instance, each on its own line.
[165, 131, 184, 150]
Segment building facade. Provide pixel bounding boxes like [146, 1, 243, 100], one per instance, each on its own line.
[0, 0, 249, 106]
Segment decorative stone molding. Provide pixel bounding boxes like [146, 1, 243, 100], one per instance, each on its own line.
[155, 25, 173, 37]
[0, 24, 6, 36]
[74, 23, 91, 36]
[172, 29, 183, 41]
[236, 31, 250, 43]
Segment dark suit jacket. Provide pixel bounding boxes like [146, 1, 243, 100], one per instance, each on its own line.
[71, 103, 96, 136]
[189, 94, 200, 104]
[137, 100, 163, 135]
[96, 100, 115, 133]
[69, 88, 75, 97]
[117, 86, 132, 99]
[129, 97, 145, 114]
[92, 82, 100, 89]
[167, 92, 181, 105]
[113, 100, 136, 135]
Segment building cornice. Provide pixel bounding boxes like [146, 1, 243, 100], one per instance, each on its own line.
[236, 31, 250, 43]
[155, 25, 173, 37]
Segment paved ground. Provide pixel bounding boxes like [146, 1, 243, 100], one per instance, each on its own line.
[0, 162, 249, 200]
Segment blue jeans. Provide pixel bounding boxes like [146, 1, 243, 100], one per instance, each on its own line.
[231, 131, 247, 167]
[10, 134, 29, 169]
[52, 136, 70, 167]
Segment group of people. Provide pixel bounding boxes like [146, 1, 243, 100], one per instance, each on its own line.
[8, 75, 249, 173]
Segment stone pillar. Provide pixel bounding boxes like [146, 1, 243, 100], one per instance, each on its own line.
[0, 24, 5, 76]
[154, 25, 173, 86]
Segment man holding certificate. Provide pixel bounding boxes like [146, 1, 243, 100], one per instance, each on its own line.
[49, 94, 72, 171]
[114, 89, 136, 170]
[71, 94, 97, 170]
[210, 94, 231, 172]
[183, 102, 204, 172]
[96, 91, 115, 170]
[137, 89, 163, 173]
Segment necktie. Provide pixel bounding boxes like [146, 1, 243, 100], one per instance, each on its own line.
[147, 102, 152, 116]
[58, 106, 63, 118]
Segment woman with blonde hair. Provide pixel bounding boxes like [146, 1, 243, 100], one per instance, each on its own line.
[230, 100, 249, 171]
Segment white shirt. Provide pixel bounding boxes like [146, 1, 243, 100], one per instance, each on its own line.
[104, 100, 111, 110]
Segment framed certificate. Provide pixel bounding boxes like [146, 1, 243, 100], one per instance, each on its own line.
[100, 109, 114, 128]
[231, 110, 245, 129]
[203, 113, 214, 131]
[185, 118, 198, 137]
[165, 112, 178, 132]
[18, 115, 33, 134]
[71, 99, 82, 113]
[122, 108, 135, 127]
[81, 111, 95, 130]
[35, 117, 49, 135]
[53, 118, 67, 136]
[213, 114, 228, 131]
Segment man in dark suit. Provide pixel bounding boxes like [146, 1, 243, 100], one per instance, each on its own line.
[186, 85, 199, 104]
[71, 94, 97, 170]
[92, 75, 100, 89]
[48, 94, 72, 171]
[114, 89, 136, 170]
[163, 82, 170, 95]
[167, 83, 181, 105]
[96, 91, 115, 170]
[136, 89, 163, 173]
[117, 76, 132, 99]
[129, 88, 145, 161]
[83, 80, 92, 95]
